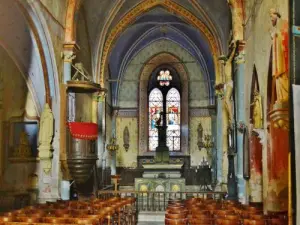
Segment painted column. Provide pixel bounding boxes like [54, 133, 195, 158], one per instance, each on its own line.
[234, 42, 247, 204]
[96, 94, 106, 170]
[266, 105, 289, 212]
[0, 73, 3, 181]
[249, 130, 263, 203]
[110, 109, 118, 176]
[57, 43, 78, 192]
[210, 110, 217, 188]
[215, 91, 224, 190]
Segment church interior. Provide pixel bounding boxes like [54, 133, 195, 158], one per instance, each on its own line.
[0, 0, 299, 224]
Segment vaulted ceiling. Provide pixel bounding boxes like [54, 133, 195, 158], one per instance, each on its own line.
[80, 0, 231, 106]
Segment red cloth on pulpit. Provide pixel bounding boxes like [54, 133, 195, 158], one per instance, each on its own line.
[68, 122, 98, 140]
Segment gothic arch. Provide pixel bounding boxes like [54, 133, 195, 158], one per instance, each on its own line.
[97, 0, 222, 86]
[250, 65, 260, 123]
[139, 52, 189, 155]
[16, 0, 60, 107]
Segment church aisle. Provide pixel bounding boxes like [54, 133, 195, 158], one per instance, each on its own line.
[138, 222, 164, 225]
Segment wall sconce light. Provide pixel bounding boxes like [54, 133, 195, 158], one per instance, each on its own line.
[106, 137, 119, 152]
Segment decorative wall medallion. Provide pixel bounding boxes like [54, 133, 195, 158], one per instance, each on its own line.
[123, 126, 130, 152]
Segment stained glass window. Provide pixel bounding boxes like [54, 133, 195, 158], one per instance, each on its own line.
[157, 70, 172, 86]
[166, 88, 180, 151]
[149, 88, 163, 151]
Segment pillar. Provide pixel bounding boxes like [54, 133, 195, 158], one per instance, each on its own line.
[110, 109, 118, 176]
[60, 43, 79, 180]
[266, 105, 289, 213]
[249, 130, 263, 203]
[96, 94, 106, 170]
[215, 94, 224, 190]
[289, 0, 299, 223]
[211, 110, 217, 188]
[234, 42, 247, 204]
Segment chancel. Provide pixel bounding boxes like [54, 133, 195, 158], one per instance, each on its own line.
[0, 0, 299, 225]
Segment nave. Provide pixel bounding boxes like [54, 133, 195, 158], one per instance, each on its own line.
[0, 194, 288, 225]
[0, 0, 300, 224]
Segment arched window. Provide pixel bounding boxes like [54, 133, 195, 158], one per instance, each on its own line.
[149, 88, 163, 151]
[166, 88, 180, 151]
[148, 68, 181, 151]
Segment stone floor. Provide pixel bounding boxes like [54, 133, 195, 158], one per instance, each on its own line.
[137, 211, 165, 225]
[138, 222, 164, 225]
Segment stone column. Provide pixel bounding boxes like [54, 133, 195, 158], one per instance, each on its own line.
[0, 72, 3, 181]
[95, 93, 106, 170]
[266, 104, 289, 212]
[110, 109, 118, 176]
[215, 93, 224, 190]
[38, 104, 54, 203]
[60, 43, 79, 180]
[234, 42, 247, 204]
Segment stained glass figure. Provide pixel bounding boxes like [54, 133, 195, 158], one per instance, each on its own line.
[157, 70, 172, 86]
[149, 88, 163, 151]
[166, 88, 180, 151]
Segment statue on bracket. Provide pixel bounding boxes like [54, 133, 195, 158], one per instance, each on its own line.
[38, 103, 54, 174]
[251, 90, 263, 129]
[269, 8, 289, 104]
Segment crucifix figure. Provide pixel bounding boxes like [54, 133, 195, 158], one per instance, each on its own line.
[155, 111, 169, 163]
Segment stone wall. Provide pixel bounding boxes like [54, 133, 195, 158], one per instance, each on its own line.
[119, 39, 209, 108]
[115, 117, 138, 168]
[0, 45, 39, 200]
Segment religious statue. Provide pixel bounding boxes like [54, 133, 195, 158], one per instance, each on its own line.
[251, 90, 263, 129]
[269, 8, 289, 103]
[197, 122, 203, 150]
[13, 131, 31, 158]
[38, 104, 54, 147]
[220, 41, 237, 124]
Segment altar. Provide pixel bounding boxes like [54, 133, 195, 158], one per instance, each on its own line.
[135, 111, 186, 196]
[135, 163, 185, 193]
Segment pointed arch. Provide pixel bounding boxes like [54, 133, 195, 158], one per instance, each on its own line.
[139, 52, 189, 155]
[97, 0, 223, 86]
[250, 65, 260, 123]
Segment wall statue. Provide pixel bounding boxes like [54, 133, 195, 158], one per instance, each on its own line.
[38, 103, 54, 174]
[13, 131, 32, 158]
[269, 8, 289, 103]
[251, 91, 263, 129]
[38, 104, 54, 147]
[220, 41, 237, 125]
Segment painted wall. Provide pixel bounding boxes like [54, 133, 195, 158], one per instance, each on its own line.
[75, 7, 93, 76]
[0, 45, 39, 193]
[189, 116, 212, 167]
[115, 117, 138, 168]
[39, 0, 67, 83]
[119, 39, 209, 108]
[243, 0, 288, 206]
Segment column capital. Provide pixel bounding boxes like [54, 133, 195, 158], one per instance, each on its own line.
[63, 42, 80, 62]
[93, 89, 108, 102]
